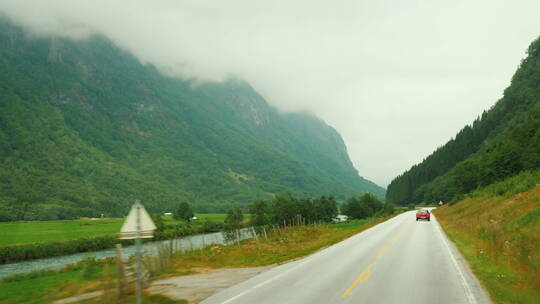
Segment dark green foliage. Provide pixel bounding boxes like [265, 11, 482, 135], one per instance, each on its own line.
[224, 207, 244, 230]
[249, 193, 338, 226]
[381, 201, 395, 215]
[173, 202, 194, 222]
[0, 18, 384, 221]
[81, 256, 100, 279]
[387, 36, 540, 205]
[150, 213, 165, 232]
[313, 196, 339, 222]
[0, 236, 127, 264]
[199, 220, 224, 233]
[249, 200, 269, 226]
[342, 193, 385, 219]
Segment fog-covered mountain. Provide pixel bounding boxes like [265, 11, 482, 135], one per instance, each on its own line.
[0, 18, 384, 220]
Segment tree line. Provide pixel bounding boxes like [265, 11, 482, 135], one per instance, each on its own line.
[387, 36, 540, 205]
[236, 192, 394, 229]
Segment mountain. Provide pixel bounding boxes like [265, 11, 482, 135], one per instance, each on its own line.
[0, 18, 384, 221]
[387, 36, 540, 205]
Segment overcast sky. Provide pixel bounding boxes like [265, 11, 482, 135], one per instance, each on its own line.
[1, 0, 540, 187]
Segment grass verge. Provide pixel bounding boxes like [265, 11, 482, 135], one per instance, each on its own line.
[156, 217, 386, 278]
[434, 180, 540, 304]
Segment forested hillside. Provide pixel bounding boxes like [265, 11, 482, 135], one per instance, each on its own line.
[0, 18, 384, 221]
[387, 36, 540, 205]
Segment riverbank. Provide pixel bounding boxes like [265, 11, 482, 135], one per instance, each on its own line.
[0, 217, 389, 304]
[0, 214, 236, 264]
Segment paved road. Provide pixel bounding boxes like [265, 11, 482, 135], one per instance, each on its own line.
[203, 211, 492, 304]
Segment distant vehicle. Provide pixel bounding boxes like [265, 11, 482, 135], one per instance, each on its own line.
[416, 209, 430, 221]
[333, 215, 349, 222]
[163, 212, 172, 216]
[191, 216, 199, 221]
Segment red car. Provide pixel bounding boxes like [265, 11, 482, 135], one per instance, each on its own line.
[416, 209, 430, 221]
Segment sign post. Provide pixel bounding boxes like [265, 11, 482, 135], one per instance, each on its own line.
[119, 200, 156, 304]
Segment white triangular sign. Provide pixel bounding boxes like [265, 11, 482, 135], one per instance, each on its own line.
[119, 202, 157, 239]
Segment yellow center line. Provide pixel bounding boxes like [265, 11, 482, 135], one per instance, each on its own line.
[391, 222, 411, 243]
[375, 245, 389, 259]
[361, 270, 372, 283]
[340, 221, 412, 299]
[341, 264, 372, 298]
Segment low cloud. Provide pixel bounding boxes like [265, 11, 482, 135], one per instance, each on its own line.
[1, 0, 539, 186]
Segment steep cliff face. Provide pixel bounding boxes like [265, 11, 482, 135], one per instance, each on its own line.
[0, 18, 384, 220]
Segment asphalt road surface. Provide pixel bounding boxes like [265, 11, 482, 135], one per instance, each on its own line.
[203, 210, 492, 304]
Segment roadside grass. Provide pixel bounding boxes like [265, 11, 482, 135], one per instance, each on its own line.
[0, 216, 389, 304]
[0, 258, 115, 304]
[77, 294, 186, 304]
[0, 213, 231, 247]
[0, 269, 84, 304]
[160, 218, 382, 276]
[0, 265, 184, 304]
[434, 178, 540, 304]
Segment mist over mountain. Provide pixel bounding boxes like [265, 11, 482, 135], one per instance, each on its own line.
[386, 36, 540, 205]
[0, 18, 383, 221]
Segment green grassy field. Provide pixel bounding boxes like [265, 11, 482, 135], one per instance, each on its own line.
[0, 214, 231, 247]
[0, 219, 124, 246]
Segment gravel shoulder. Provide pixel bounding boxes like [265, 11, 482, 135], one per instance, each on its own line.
[148, 266, 274, 303]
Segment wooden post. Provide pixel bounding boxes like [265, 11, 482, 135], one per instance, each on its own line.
[116, 244, 128, 298]
[221, 232, 226, 245]
[251, 226, 259, 242]
[263, 227, 268, 240]
[236, 229, 241, 245]
[102, 264, 111, 303]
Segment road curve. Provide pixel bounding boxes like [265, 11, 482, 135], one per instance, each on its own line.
[202, 211, 492, 304]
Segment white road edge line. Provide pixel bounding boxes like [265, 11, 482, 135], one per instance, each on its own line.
[434, 215, 478, 304]
[218, 257, 313, 304]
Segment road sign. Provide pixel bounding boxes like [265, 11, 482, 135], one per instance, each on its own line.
[119, 200, 156, 304]
[119, 202, 156, 239]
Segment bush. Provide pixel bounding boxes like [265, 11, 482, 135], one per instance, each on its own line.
[0, 236, 131, 264]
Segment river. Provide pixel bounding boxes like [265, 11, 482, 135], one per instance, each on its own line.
[0, 229, 255, 279]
